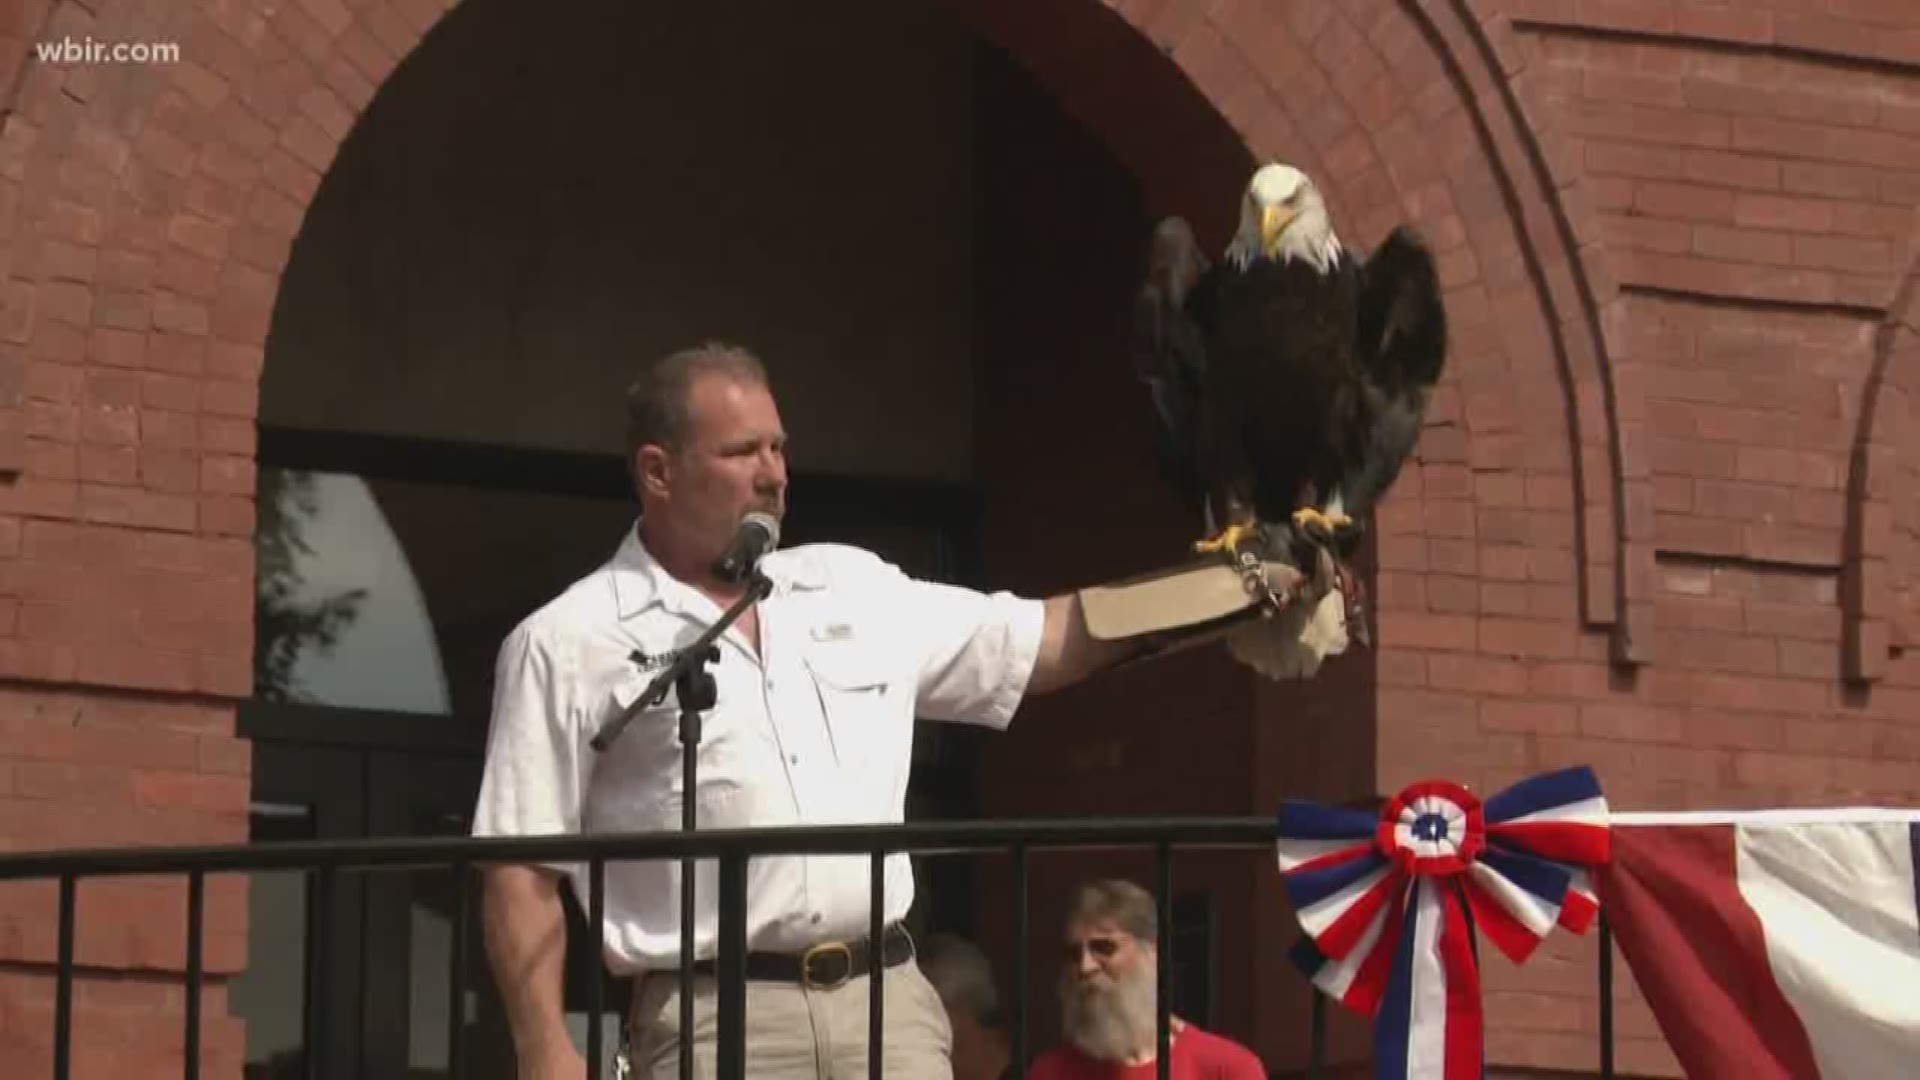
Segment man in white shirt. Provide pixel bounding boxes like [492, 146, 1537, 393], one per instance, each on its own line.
[473, 342, 1144, 1080]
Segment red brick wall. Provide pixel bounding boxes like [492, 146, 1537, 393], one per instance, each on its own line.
[0, 0, 1912, 1076]
[0, 688, 249, 1077]
[1490, 6, 1920, 1072]
[0, 0, 450, 1075]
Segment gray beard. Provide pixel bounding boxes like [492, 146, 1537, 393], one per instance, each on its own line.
[1058, 962, 1160, 1063]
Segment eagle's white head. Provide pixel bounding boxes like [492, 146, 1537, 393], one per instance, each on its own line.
[1227, 162, 1342, 273]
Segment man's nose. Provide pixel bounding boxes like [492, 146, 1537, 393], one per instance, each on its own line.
[1075, 948, 1102, 976]
[758, 448, 787, 485]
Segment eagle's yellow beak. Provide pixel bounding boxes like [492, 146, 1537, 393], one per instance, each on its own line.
[1260, 203, 1296, 253]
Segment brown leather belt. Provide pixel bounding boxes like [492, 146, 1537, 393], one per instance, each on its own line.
[689, 923, 913, 989]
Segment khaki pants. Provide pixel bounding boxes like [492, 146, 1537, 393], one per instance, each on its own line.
[625, 959, 953, 1079]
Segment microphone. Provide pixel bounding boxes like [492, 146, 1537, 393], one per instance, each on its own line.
[712, 510, 781, 584]
[593, 512, 778, 753]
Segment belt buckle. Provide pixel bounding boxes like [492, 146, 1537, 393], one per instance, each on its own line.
[800, 940, 853, 990]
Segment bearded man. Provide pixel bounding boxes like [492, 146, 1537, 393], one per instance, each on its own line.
[1028, 880, 1265, 1080]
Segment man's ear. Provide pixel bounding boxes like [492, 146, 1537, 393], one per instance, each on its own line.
[635, 445, 672, 500]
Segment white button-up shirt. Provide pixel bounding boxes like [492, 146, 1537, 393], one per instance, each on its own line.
[471, 523, 1045, 975]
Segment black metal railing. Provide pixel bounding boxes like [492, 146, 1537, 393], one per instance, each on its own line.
[0, 819, 1618, 1080]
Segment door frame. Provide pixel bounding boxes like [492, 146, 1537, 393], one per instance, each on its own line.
[248, 737, 367, 1078]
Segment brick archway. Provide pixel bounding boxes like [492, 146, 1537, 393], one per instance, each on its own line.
[0, 0, 1635, 711]
[1846, 242, 1920, 681]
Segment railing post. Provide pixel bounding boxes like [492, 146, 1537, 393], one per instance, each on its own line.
[185, 870, 205, 1080]
[1309, 991, 1325, 1079]
[679, 854, 695, 1080]
[868, 849, 885, 1080]
[1011, 840, 1028, 1078]
[309, 866, 334, 1080]
[55, 873, 74, 1080]
[716, 853, 748, 1080]
[588, 859, 605, 1080]
[448, 861, 470, 1080]
[1599, 912, 1614, 1080]
[1155, 843, 1172, 1080]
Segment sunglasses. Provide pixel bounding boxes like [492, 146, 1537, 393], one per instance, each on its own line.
[1062, 935, 1128, 963]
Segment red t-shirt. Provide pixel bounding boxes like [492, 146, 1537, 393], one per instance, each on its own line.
[1025, 1025, 1265, 1080]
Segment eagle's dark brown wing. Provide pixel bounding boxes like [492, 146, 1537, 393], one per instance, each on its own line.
[1130, 217, 1217, 523]
[1340, 226, 1448, 522]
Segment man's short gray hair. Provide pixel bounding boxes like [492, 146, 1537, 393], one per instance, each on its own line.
[624, 340, 769, 460]
[918, 932, 1003, 1028]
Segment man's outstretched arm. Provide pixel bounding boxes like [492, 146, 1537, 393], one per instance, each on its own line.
[1028, 592, 1148, 694]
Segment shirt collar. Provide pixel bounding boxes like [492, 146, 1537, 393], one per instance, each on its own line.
[610, 519, 826, 620]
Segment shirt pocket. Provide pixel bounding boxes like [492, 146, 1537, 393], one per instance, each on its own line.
[802, 645, 903, 779]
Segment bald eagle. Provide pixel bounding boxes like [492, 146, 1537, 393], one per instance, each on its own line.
[1132, 163, 1447, 656]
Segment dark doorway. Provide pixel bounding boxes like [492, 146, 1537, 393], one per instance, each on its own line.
[239, 723, 515, 1080]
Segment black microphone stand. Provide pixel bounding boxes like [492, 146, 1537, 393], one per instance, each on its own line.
[587, 567, 772, 1080]
[589, 567, 773, 755]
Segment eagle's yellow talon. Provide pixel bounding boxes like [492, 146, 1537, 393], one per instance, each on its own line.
[1291, 507, 1329, 533]
[1194, 522, 1256, 554]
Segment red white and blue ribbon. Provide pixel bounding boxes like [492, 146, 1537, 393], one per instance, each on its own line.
[1276, 767, 1610, 1080]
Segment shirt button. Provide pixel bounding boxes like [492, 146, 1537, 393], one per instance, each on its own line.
[811, 913, 822, 925]
[789, 754, 799, 765]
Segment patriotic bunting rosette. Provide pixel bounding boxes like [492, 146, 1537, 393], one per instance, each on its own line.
[1275, 767, 1610, 1079]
